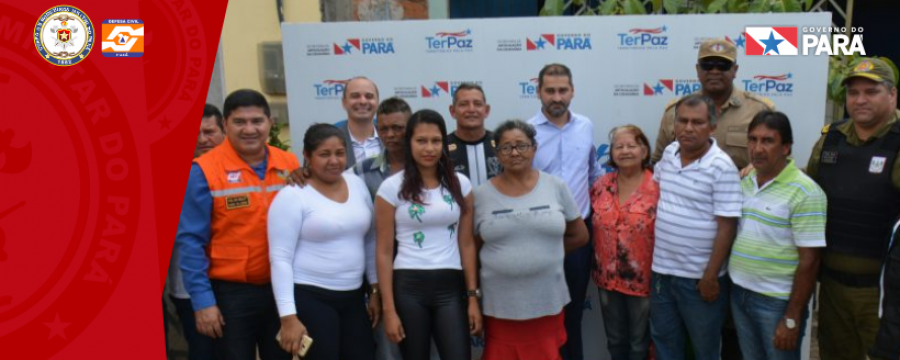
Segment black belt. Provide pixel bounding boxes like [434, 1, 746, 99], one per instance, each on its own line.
[822, 266, 880, 288]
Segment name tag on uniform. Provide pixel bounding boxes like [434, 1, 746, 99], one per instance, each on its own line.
[226, 195, 250, 210]
[821, 150, 838, 164]
[870, 156, 887, 174]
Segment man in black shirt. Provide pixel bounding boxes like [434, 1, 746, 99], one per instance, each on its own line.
[447, 83, 500, 187]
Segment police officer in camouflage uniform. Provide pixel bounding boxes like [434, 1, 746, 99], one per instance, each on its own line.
[651, 39, 775, 170]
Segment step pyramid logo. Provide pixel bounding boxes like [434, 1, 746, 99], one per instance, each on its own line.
[644, 80, 673, 96]
[526, 34, 555, 51]
[421, 82, 450, 98]
[745, 27, 798, 55]
[334, 39, 361, 55]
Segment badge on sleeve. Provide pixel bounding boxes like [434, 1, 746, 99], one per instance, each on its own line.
[226, 171, 242, 183]
[870, 156, 887, 174]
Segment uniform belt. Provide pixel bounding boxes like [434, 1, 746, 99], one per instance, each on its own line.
[822, 266, 880, 288]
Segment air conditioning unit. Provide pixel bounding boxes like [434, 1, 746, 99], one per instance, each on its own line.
[269, 100, 289, 125]
[259, 42, 286, 95]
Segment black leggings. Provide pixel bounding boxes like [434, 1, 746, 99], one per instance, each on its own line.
[393, 269, 470, 360]
[293, 284, 375, 360]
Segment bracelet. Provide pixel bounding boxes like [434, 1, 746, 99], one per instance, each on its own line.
[466, 289, 481, 299]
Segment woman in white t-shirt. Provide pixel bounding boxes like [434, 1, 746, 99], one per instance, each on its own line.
[268, 124, 378, 360]
[375, 109, 481, 360]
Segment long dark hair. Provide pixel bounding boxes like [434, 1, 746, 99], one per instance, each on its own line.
[399, 109, 467, 213]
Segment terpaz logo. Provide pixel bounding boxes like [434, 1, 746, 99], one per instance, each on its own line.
[426, 29, 473, 53]
[526, 33, 592, 51]
[333, 38, 395, 55]
[743, 74, 794, 96]
[518, 78, 539, 99]
[313, 79, 349, 99]
[618, 26, 668, 49]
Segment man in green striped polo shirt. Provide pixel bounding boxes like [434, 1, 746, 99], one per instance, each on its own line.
[728, 111, 826, 360]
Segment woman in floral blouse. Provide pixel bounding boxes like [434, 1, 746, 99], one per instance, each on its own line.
[590, 125, 659, 360]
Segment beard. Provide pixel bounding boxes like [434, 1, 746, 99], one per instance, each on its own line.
[543, 102, 569, 118]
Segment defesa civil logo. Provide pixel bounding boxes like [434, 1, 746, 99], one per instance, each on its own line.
[101, 19, 144, 57]
[34, 5, 94, 66]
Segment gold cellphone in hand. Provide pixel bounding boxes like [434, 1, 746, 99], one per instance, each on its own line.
[299, 335, 313, 357]
[276, 331, 314, 358]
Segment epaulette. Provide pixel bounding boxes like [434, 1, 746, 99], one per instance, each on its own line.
[820, 124, 831, 135]
[664, 97, 680, 111]
[744, 92, 775, 110]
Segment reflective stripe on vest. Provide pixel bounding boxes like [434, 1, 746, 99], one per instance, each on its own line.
[195, 139, 299, 284]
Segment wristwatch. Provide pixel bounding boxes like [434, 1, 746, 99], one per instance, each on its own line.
[784, 317, 797, 330]
[466, 289, 481, 299]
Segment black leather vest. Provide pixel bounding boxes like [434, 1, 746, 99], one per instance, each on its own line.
[816, 121, 900, 260]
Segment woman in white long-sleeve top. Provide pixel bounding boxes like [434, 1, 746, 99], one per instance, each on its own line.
[268, 123, 378, 360]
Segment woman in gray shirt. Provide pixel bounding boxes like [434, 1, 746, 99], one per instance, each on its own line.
[473, 120, 588, 360]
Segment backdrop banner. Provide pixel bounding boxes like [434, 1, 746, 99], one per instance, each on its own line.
[283, 12, 830, 360]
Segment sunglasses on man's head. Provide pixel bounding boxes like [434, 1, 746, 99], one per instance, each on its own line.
[699, 60, 734, 72]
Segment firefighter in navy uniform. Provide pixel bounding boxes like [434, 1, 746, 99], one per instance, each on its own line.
[807, 57, 900, 360]
[447, 83, 500, 187]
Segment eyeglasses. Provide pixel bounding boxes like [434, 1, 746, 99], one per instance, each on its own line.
[699, 60, 734, 72]
[497, 143, 534, 155]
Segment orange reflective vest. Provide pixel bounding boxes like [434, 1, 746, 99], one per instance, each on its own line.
[194, 138, 299, 284]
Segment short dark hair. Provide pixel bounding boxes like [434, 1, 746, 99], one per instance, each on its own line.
[538, 63, 573, 89]
[606, 125, 653, 170]
[203, 104, 224, 131]
[674, 93, 717, 125]
[749, 110, 794, 154]
[452, 83, 487, 106]
[302, 123, 346, 156]
[377, 97, 412, 116]
[493, 119, 537, 146]
[223, 89, 270, 120]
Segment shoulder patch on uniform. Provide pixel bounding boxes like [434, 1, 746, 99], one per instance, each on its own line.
[821, 124, 831, 134]
[664, 97, 680, 110]
[744, 92, 775, 109]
